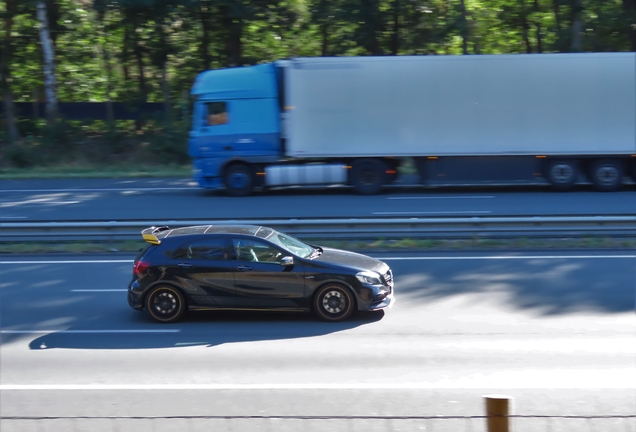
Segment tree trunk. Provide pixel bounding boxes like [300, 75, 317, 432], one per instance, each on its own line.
[321, 22, 329, 56]
[519, 0, 532, 53]
[220, 6, 243, 66]
[570, 0, 583, 52]
[391, 0, 399, 55]
[1, 0, 21, 145]
[552, 0, 565, 51]
[96, 10, 114, 129]
[624, 0, 636, 51]
[534, 0, 543, 53]
[459, 0, 469, 54]
[133, 32, 147, 102]
[36, 1, 58, 124]
[199, 2, 213, 69]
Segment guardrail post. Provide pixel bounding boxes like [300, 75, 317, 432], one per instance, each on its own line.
[484, 395, 512, 432]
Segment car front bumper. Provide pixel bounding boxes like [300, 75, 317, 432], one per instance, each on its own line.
[362, 292, 395, 311]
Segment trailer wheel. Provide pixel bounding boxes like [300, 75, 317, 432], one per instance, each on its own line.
[545, 159, 578, 191]
[590, 159, 623, 192]
[223, 163, 254, 197]
[351, 159, 387, 195]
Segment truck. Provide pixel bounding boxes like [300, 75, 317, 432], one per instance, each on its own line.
[188, 53, 636, 196]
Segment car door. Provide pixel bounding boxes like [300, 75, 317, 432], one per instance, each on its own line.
[231, 237, 306, 309]
[169, 237, 236, 307]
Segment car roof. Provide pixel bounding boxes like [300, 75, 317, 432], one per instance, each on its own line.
[141, 225, 274, 245]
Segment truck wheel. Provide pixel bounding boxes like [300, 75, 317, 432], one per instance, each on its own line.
[545, 159, 578, 191]
[224, 163, 254, 197]
[351, 159, 387, 195]
[590, 159, 623, 192]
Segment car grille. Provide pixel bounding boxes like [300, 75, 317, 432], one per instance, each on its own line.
[382, 270, 393, 288]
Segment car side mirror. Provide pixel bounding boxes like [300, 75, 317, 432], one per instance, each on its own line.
[280, 256, 294, 266]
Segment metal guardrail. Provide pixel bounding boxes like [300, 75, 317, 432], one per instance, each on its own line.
[1, 216, 635, 242]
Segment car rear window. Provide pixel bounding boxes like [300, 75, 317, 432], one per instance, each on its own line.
[135, 244, 157, 262]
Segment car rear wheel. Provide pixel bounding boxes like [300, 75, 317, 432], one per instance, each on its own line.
[313, 284, 355, 322]
[145, 285, 186, 323]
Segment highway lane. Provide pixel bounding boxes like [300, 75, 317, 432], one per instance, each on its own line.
[0, 251, 634, 431]
[0, 177, 635, 221]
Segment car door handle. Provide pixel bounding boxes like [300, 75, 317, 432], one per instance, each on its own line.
[178, 263, 193, 268]
[237, 265, 252, 272]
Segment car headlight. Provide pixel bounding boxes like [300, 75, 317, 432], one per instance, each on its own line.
[356, 271, 383, 285]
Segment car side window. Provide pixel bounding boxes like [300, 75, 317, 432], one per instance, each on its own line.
[233, 239, 283, 263]
[174, 238, 229, 261]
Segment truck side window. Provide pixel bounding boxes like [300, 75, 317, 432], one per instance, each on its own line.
[205, 102, 228, 126]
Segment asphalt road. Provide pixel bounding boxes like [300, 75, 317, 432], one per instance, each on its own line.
[0, 178, 635, 221]
[1, 251, 634, 432]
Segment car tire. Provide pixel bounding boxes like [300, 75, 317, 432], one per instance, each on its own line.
[545, 159, 578, 191]
[590, 159, 623, 192]
[350, 159, 387, 195]
[313, 284, 356, 322]
[145, 285, 186, 323]
[224, 163, 254, 197]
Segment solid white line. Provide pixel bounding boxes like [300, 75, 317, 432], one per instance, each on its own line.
[71, 289, 127, 292]
[0, 381, 633, 390]
[387, 196, 495, 200]
[373, 211, 492, 215]
[0, 188, 194, 193]
[0, 216, 27, 219]
[0, 260, 132, 264]
[378, 255, 636, 260]
[0, 330, 180, 334]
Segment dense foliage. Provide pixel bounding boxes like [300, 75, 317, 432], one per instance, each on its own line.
[1, 0, 635, 169]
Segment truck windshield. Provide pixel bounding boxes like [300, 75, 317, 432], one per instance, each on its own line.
[268, 231, 315, 258]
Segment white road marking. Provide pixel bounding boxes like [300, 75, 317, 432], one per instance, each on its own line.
[2, 255, 634, 265]
[373, 211, 492, 215]
[377, 255, 636, 260]
[387, 196, 495, 200]
[0, 188, 194, 193]
[0, 216, 27, 219]
[71, 289, 127, 292]
[0, 330, 180, 334]
[1, 375, 634, 390]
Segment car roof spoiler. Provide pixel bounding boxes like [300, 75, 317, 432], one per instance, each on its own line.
[141, 226, 170, 245]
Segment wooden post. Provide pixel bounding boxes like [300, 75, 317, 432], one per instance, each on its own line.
[484, 395, 511, 432]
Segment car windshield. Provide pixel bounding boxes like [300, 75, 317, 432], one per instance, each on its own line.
[267, 231, 316, 258]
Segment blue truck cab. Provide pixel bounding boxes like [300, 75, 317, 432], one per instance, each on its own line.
[189, 63, 283, 194]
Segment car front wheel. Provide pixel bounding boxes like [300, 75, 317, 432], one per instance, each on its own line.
[145, 285, 186, 323]
[313, 284, 355, 322]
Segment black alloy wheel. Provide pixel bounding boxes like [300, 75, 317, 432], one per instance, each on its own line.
[351, 159, 387, 195]
[145, 286, 186, 323]
[224, 163, 254, 197]
[590, 159, 623, 192]
[313, 284, 355, 322]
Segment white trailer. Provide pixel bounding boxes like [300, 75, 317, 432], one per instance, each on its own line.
[190, 53, 636, 195]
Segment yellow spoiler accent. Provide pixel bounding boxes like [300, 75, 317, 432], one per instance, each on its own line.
[142, 233, 161, 245]
[141, 226, 170, 245]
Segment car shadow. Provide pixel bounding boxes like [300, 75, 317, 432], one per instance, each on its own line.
[26, 310, 385, 351]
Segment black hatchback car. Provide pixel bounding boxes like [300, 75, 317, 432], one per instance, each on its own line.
[127, 225, 394, 323]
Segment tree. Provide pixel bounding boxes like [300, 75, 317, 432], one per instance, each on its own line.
[36, 1, 59, 123]
[1, 0, 21, 144]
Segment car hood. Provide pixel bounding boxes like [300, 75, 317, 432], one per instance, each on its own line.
[312, 247, 389, 273]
